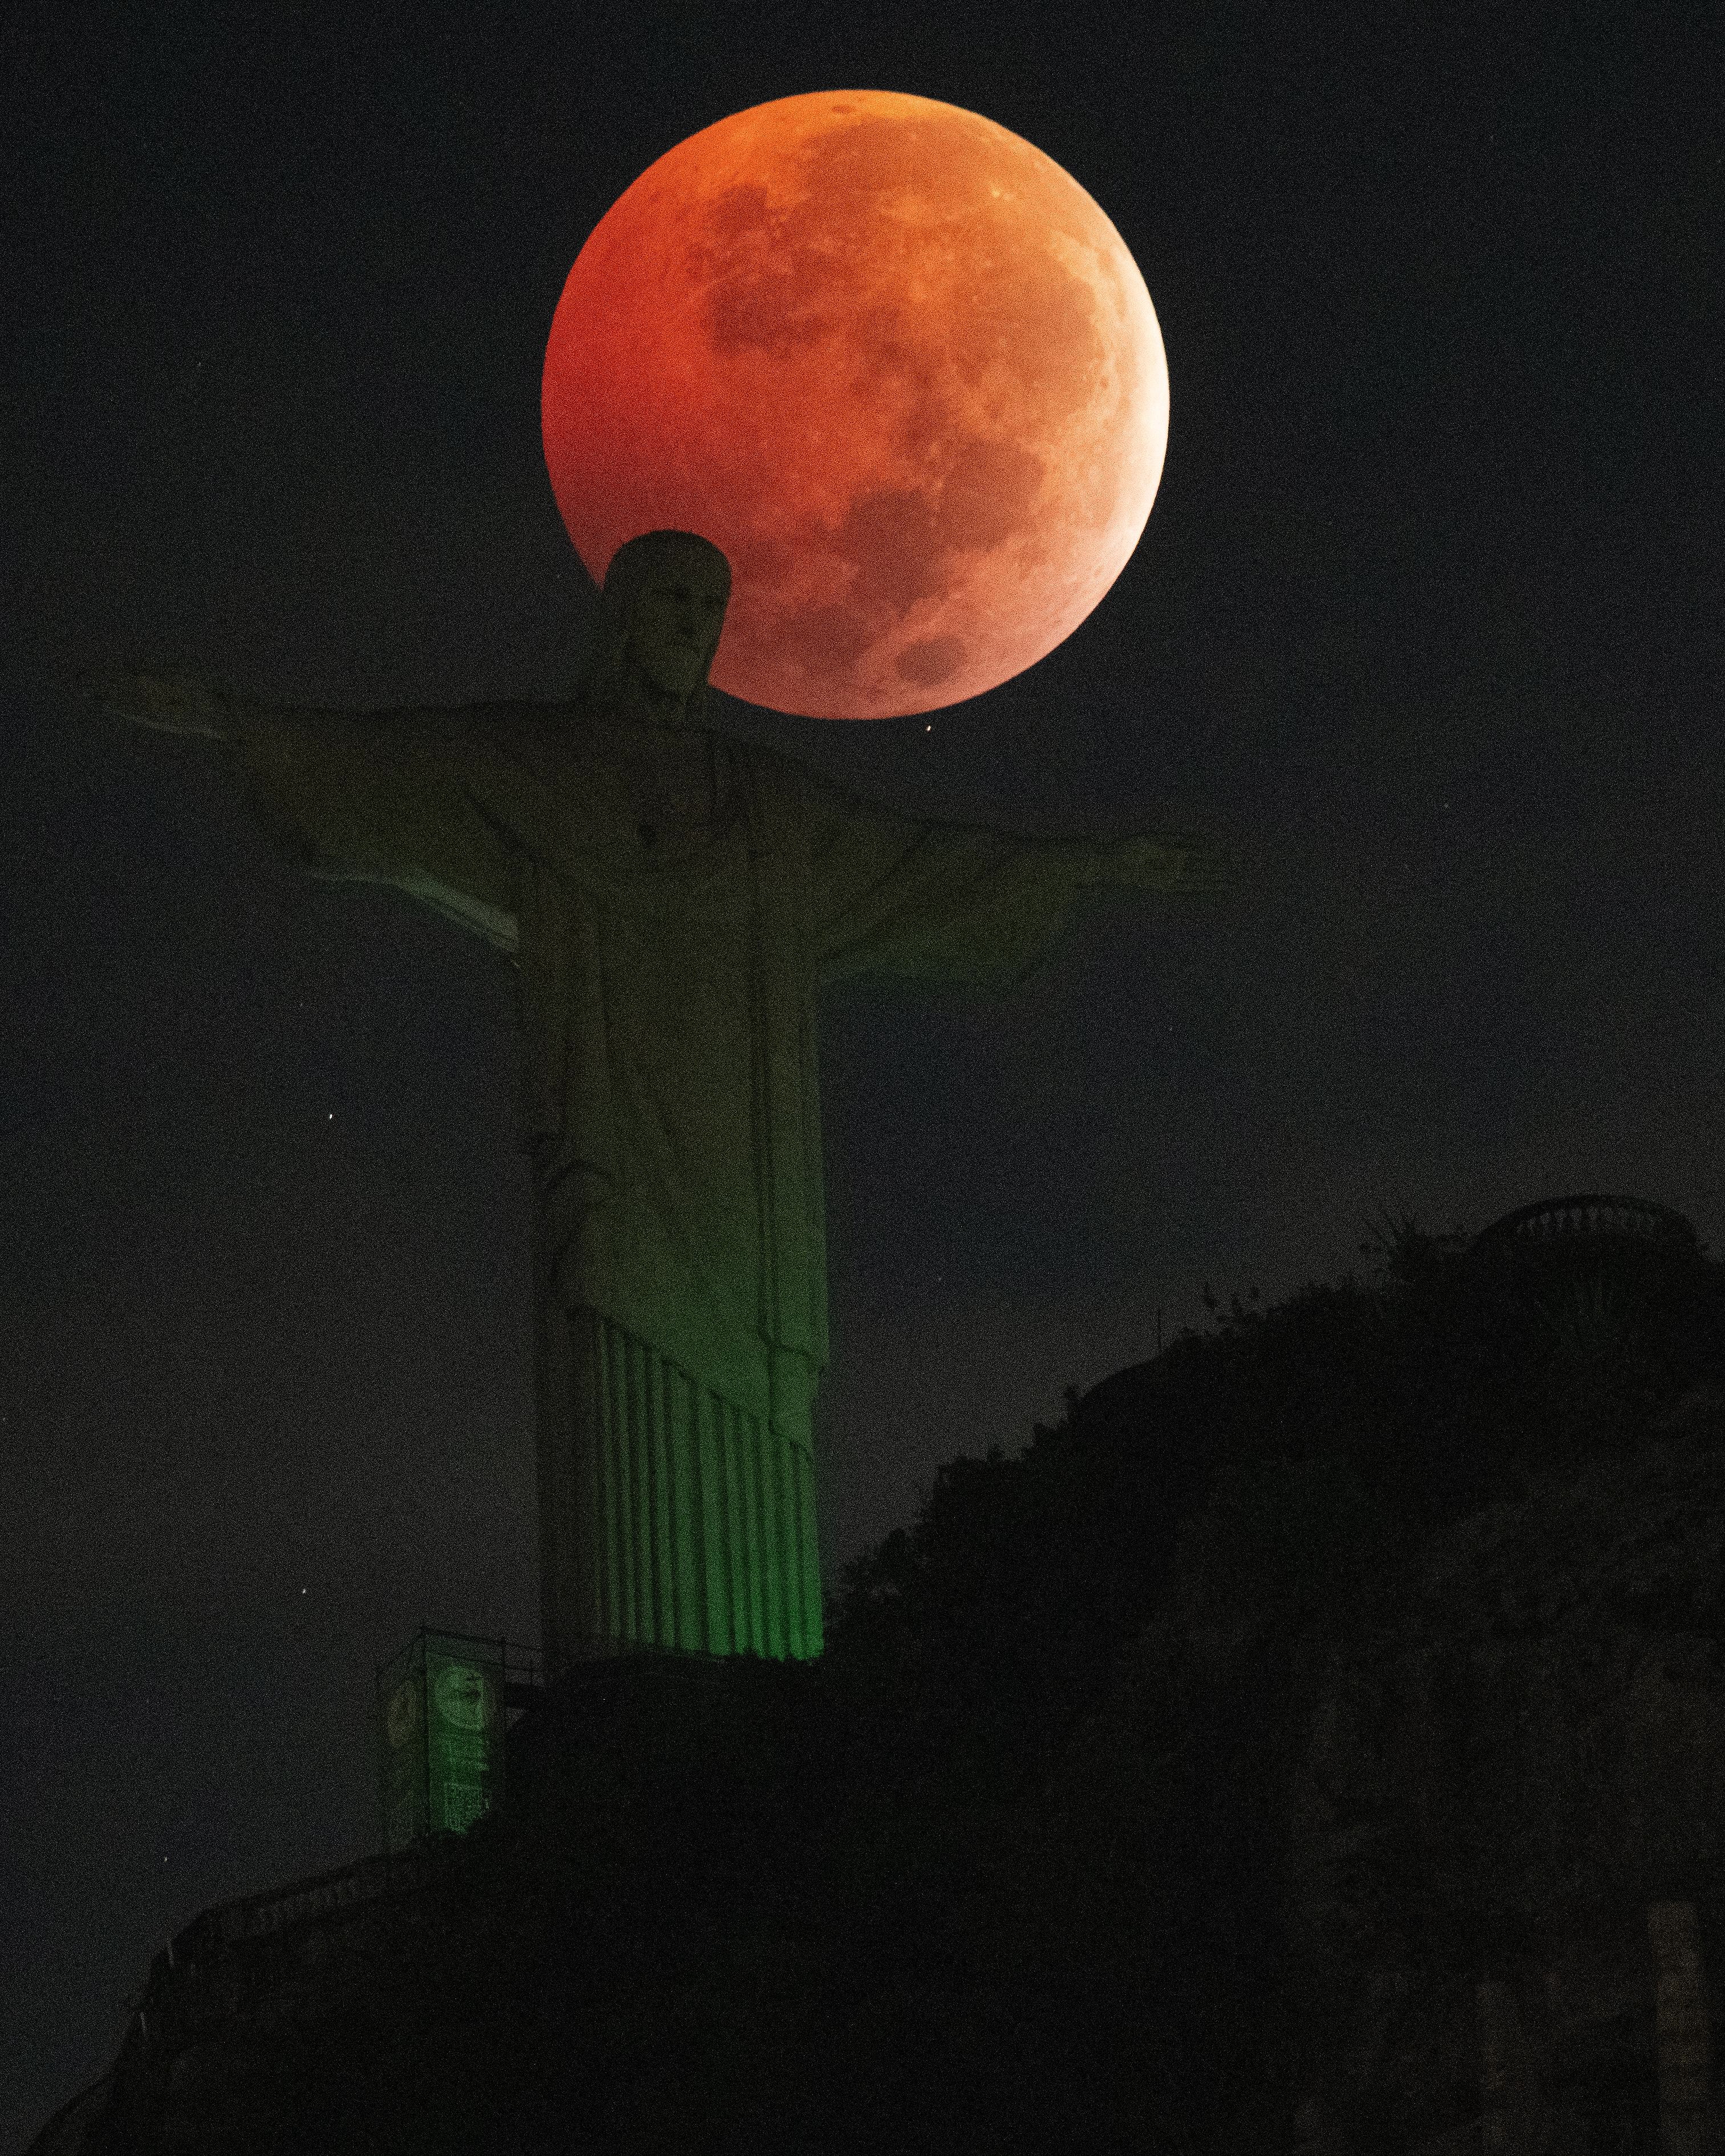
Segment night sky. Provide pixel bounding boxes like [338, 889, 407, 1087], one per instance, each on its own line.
[5, 3, 1722, 2139]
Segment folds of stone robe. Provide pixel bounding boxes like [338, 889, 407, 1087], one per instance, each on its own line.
[217, 694, 1230, 1672]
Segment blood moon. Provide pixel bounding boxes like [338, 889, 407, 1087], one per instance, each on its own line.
[542, 90, 1168, 721]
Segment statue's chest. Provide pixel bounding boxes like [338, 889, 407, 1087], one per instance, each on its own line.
[492, 721, 755, 901]
[613, 731, 743, 861]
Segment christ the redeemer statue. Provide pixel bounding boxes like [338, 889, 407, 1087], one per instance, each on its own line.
[92, 529, 1234, 1677]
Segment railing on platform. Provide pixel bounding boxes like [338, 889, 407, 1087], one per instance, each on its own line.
[1468, 1192, 1701, 1259]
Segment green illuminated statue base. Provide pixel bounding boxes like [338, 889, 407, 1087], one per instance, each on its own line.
[545, 1309, 820, 1659]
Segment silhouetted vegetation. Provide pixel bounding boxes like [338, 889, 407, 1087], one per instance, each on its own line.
[91, 1214, 1725, 2153]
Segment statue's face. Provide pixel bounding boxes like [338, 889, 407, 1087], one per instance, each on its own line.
[625, 552, 731, 703]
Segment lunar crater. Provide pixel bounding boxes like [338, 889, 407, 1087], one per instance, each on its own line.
[896, 636, 967, 686]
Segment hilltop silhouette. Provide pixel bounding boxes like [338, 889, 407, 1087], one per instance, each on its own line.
[42, 1204, 1725, 2154]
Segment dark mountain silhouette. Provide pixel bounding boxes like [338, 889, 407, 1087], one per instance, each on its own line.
[36, 1201, 1725, 2154]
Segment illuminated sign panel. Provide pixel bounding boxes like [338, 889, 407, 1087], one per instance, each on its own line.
[376, 1629, 509, 1853]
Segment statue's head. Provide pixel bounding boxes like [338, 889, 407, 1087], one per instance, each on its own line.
[581, 529, 732, 726]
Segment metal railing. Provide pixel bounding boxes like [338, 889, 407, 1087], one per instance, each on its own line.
[1468, 1193, 1701, 1259]
[373, 1623, 544, 1709]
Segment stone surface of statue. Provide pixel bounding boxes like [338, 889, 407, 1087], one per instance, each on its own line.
[90, 530, 1235, 1677]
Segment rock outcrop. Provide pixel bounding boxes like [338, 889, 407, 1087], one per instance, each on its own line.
[1026, 1383, 1725, 2153]
[1280, 1386, 1725, 2153]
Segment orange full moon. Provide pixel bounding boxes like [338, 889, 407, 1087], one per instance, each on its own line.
[542, 90, 1168, 721]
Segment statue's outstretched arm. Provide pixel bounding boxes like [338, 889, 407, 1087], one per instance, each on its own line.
[800, 754, 1242, 993]
[785, 747, 1241, 899]
[79, 665, 523, 951]
[1058, 826, 1242, 895]
[80, 664, 262, 741]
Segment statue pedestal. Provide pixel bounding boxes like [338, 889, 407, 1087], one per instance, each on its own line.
[503, 1644, 828, 1830]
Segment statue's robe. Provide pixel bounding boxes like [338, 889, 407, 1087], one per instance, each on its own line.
[229, 696, 1205, 1672]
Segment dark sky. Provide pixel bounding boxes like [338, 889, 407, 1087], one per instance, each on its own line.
[5, 1, 1722, 2139]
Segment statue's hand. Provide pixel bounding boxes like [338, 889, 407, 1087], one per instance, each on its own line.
[79, 664, 236, 740]
[1088, 830, 1240, 893]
